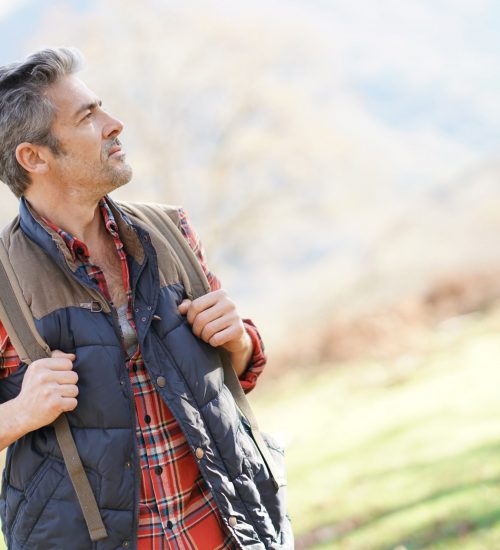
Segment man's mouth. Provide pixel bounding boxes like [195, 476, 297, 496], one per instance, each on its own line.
[108, 145, 123, 158]
[105, 139, 125, 158]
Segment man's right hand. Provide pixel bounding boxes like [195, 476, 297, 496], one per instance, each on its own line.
[15, 349, 78, 433]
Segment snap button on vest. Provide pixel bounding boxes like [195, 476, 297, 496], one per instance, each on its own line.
[228, 516, 238, 528]
[195, 447, 204, 459]
[157, 376, 166, 388]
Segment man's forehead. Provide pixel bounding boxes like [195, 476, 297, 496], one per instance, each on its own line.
[46, 75, 100, 117]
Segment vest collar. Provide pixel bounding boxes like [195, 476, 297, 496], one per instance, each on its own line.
[103, 195, 145, 266]
[19, 195, 146, 272]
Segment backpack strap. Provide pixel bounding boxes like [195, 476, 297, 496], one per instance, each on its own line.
[0, 239, 108, 542]
[119, 202, 286, 489]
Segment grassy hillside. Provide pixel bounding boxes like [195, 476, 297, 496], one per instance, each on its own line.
[251, 309, 500, 549]
[2, 309, 500, 549]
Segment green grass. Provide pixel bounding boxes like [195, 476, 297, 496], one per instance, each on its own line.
[3, 310, 500, 549]
[250, 311, 500, 549]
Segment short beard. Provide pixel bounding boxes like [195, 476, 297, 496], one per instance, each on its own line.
[100, 138, 133, 191]
[52, 150, 133, 202]
[109, 163, 133, 189]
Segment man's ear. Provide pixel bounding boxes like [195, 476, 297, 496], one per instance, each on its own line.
[15, 142, 49, 175]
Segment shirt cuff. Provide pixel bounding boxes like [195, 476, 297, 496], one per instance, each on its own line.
[238, 319, 267, 393]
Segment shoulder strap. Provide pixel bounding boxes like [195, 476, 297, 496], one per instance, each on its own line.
[119, 202, 286, 489]
[0, 240, 108, 542]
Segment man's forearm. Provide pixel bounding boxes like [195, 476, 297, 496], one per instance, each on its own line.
[0, 397, 31, 452]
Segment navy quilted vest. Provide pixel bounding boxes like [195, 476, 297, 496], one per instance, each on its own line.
[0, 197, 292, 549]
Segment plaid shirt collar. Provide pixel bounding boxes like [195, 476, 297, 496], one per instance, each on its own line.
[40, 197, 124, 263]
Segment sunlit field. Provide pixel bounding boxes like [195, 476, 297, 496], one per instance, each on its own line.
[252, 309, 500, 549]
[2, 310, 500, 549]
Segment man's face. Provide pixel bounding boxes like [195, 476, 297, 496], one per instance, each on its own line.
[44, 75, 132, 198]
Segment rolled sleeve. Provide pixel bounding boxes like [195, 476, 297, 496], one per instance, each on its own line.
[239, 319, 267, 393]
[0, 322, 21, 379]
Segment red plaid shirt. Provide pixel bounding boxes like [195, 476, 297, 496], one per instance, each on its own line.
[0, 199, 267, 549]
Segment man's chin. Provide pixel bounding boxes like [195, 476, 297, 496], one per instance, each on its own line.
[95, 170, 132, 199]
[108, 164, 133, 189]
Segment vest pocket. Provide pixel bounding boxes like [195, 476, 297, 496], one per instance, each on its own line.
[10, 457, 64, 547]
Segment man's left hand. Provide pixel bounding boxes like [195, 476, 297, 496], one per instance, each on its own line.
[177, 289, 253, 375]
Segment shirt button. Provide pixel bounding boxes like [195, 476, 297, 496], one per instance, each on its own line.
[122, 541, 130, 548]
[166, 520, 174, 530]
[135, 308, 139, 313]
[154, 465, 163, 476]
[147, 306, 152, 310]
[157, 376, 166, 388]
[132, 364, 138, 373]
[195, 447, 204, 460]
[141, 317, 147, 322]
[119, 379, 125, 385]
[228, 516, 237, 528]
[144, 414, 151, 424]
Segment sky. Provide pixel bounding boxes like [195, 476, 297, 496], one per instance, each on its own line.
[1, 0, 498, 159]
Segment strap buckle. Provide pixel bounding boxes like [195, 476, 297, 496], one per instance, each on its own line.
[80, 301, 103, 313]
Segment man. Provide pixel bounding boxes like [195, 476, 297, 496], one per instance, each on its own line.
[0, 48, 290, 549]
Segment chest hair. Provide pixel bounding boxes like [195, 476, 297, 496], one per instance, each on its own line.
[88, 236, 127, 309]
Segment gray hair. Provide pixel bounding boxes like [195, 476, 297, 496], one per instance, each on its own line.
[0, 47, 83, 197]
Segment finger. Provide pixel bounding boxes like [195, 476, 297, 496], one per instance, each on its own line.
[30, 357, 76, 372]
[45, 358, 76, 371]
[59, 384, 79, 398]
[34, 369, 78, 387]
[177, 299, 191, 315]
[51, 349, 76, 361]
[208, 325, 241, 348]
[199, 313, 235, 342]
[186, 291, 226, 325]
[54, 370, 79, 385]
[60, 397, 78, 412]
[191, 303, 227, 337]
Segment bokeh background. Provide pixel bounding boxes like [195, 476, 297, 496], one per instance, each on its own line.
[1, 1, 500, 548]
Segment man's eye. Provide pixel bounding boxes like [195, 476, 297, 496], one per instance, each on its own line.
[81, 111, 93, 122]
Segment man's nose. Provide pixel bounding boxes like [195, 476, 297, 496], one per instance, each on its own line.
[102, 112, 124, 139]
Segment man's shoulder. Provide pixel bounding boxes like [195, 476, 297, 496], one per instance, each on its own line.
[1, 214, 22, 248]
[114, 200, 183, 229]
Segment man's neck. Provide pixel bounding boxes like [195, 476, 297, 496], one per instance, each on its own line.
[24, 188, 106, 245]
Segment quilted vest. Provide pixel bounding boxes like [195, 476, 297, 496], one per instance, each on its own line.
[0, 196, 292, 550]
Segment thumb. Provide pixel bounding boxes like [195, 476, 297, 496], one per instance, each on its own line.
[178, 299, 192, 315]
